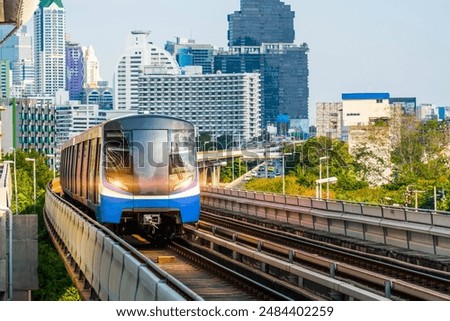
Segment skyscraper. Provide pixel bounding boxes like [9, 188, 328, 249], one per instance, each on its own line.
[165, 37, 215, 74]
[0, 26, 35, 96]
[66, 41, 83, 101]
[82, 45, 101, 88]
[228, 0, 295, 46]
[34, 0, 66, 95]
[0, 60, 10, 99]
[218, 0, 309, 128]
[114, 30, 180, 110]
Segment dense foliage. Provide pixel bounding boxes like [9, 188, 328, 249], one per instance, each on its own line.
[241, 119, 450, 211]
[3, 150, 81, 301]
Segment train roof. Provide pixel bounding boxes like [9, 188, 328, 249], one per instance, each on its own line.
[61, 114, 196, 150]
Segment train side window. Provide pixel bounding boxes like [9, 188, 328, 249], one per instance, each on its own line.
[169, 129, 196, 193]
[104, 129, 133, 192]
[71, 145, 77, 193]
[76, 143, 83, 195]
[82, 140, 89, 198]
[67, 147, 71, 190]
[66, 147, 70, 192]
[95, 139, 101, 203]
[64, 149, 68, 188]
[60, 150, 65, 188]
[88, 139, 97, 203]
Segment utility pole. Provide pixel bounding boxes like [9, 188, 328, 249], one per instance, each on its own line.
[413, 190, 425, 210]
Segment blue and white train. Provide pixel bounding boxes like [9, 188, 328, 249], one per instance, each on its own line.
[59, 114, 200, 240]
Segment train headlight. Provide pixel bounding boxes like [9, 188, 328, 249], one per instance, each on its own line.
[172, 175, 193, 191]
[109, 178, 129, 191]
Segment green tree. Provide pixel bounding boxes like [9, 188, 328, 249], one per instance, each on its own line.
[3, 149, 81, 300]
[3, 149, 53, 214]
[391, 118, 449, 185]
[390, 118, 450, 209]
[220, 158, 248, 183]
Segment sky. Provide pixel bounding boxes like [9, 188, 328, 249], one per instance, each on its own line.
[33, 0, 450, 120]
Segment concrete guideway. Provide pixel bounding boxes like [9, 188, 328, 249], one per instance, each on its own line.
[44, 184, 202, 301]
[201, 187, 450, 258]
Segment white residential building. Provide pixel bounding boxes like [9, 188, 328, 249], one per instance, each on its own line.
[114, 30, 180, 111]
[417, 103, 438, 121]
[55, 102, 107, 151]
[33, 0, 66, 95]
[138, 69, 261, 141]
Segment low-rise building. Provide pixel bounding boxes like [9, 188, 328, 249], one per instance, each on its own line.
[342, 93, 391, 127]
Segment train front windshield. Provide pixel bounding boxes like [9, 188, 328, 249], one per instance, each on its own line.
[104, 127, 196, 195]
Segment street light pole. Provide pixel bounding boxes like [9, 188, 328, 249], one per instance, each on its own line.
[5, 153, 18, 215]
[282, 153, 292, 194]
[25, 158, 36, 214]
[326, 156, 330, 200]
[203, 141, 210, 152]
[319, 156, 329, 199]
[413, 190, 425, 210]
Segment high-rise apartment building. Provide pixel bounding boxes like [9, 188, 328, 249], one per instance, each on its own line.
[82, 45, 101, 88]
[114, 30, 180, 110]
[138, 69, 261, 141]
[0, 61, 10, 99]
[66, 41, 84, 101]
[1, 96, 56, 155]
[228, 0, 295, 46]
[34, 0, 66, 95]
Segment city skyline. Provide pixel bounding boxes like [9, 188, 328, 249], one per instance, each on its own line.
[25, 0, 450, 115]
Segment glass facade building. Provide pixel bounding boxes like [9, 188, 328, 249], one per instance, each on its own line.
[228, 0, 295, 46]
[219, 0, 309, 127]
[66, 41, 84, 101]
[165, 37, 215, 74]
[81, 84, 114, 110]
[0, 26, 35, 96]
[215, 43, 309, 126]
[389, 97, 417, 115]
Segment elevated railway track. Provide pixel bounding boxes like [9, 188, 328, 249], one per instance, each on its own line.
[44, 185, 304, 300]
[44, 184, 450, 301]
[197, 210, 450, 300]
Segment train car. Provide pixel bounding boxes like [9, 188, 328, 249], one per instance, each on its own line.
[59, 114, 200, 240]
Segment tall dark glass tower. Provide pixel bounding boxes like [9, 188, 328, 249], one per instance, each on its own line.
[228, 0, 295, 46]
[219, 0, 309, 128]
